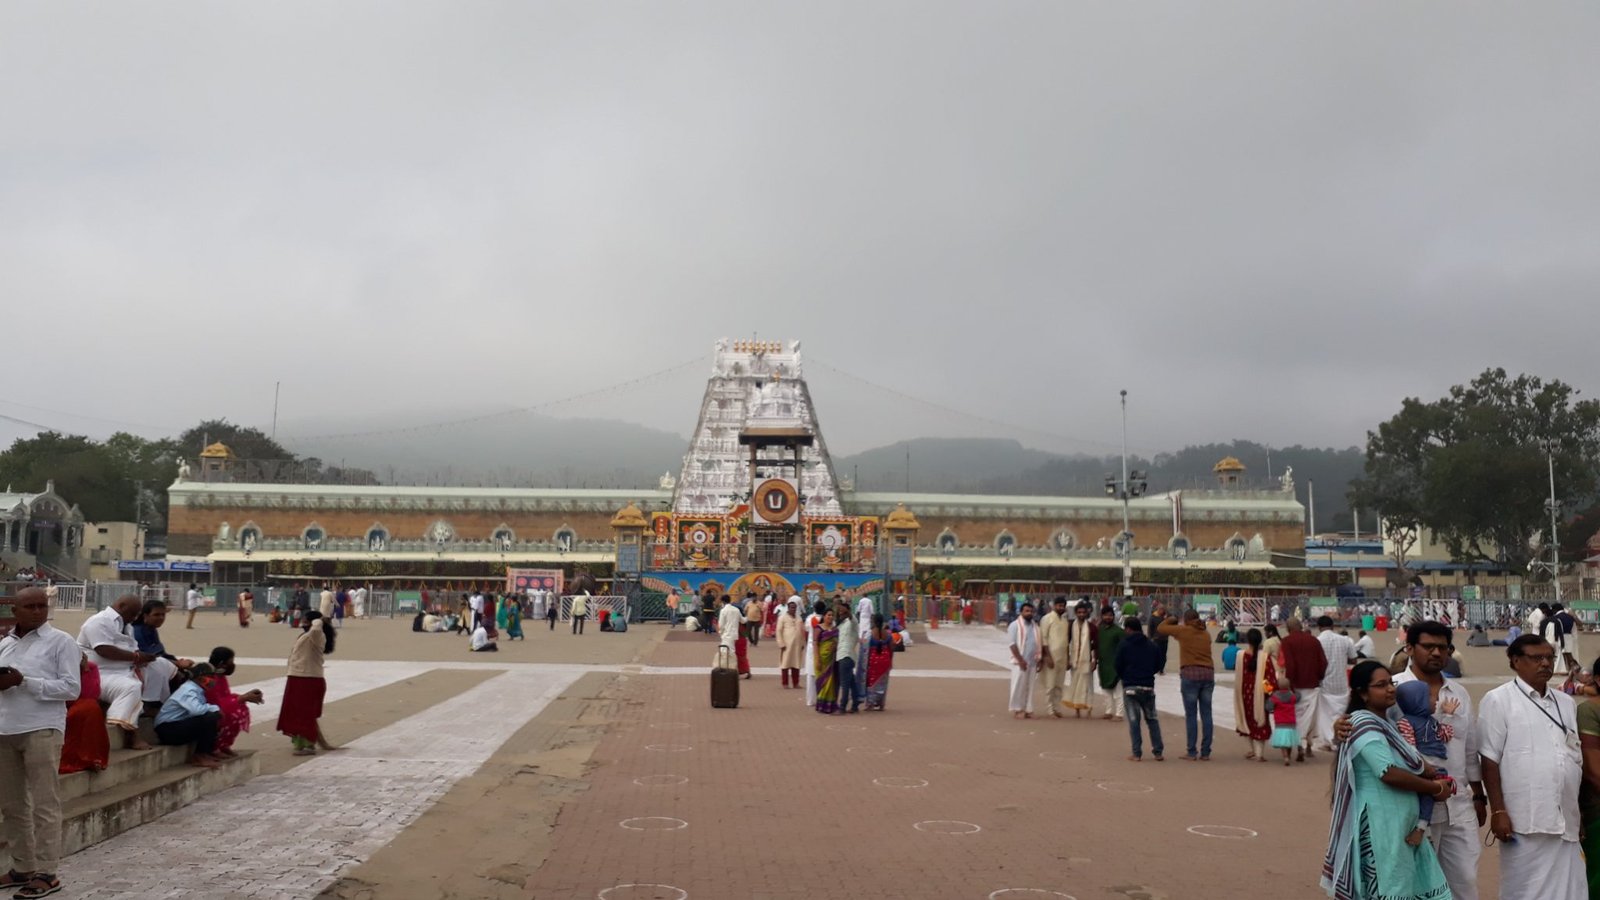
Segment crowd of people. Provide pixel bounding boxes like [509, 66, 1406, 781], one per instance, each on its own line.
[0, 586, 343, 898]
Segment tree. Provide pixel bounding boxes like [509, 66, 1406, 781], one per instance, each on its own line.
[1349, 369, 1600, 573]
[177, 419, 295, 461]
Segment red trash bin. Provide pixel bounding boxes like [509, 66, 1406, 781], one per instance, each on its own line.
[1375, 615, 1389, 632]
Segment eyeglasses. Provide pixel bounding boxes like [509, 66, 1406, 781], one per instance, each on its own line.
[1518, 653, 1557, 664]
[1369, 679, 1395, 689]
[1413, 642, 1450, 655]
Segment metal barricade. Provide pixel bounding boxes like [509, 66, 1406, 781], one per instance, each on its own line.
[50, 583, 88, 610]
[558, 595, 628, 622]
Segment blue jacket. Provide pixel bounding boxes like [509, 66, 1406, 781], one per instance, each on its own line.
[1115, 631, 1161, 689]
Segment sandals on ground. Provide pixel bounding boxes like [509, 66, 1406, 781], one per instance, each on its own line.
[14, 874, 62, 898]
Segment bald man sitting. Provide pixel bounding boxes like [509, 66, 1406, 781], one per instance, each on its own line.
[76, 596, 158, 749]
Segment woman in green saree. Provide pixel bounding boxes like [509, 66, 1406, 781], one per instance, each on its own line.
[1322, 660, 1451, 900]
[814, 610, 840, 714]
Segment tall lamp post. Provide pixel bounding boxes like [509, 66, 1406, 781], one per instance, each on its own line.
[1105, 390, 1149, 600]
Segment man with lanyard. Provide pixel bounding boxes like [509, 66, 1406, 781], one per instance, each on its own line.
[1480, 634, 1585, 899]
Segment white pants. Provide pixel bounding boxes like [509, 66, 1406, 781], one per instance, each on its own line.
[1294, 687, 1321, 744]
[1100, 685, 1124, 718]
[1427, 818, 1479, 900]
[141, 658, 178, 704]
[1009, 664, 1038, 713]
[804, 643, 817, 707]
[1497, 832, 1584, 900]
[99, 669, 143, 729]
[353, 597, 365, 618]
[1315, 690, 1348, 749]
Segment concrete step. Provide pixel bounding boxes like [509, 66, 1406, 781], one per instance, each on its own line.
[0, 750, 257, 873]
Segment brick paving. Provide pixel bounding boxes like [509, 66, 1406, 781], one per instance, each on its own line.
[48, 620, 1507, 898]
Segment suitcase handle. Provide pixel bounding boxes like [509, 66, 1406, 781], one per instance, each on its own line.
[716, 645, 734, 668]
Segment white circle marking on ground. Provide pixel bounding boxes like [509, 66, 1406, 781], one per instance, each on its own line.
[1038, 751, 1086, 761]
[632, 774, 690, 787]
[988, 891, 1076, 900]
[872, 776, 929, 788]
[1186, 824, 1258, 839]
[913, 819, 983, 835]
[597, 884, 689, 900]
[618, 816, 690, 831]
[846, 746, 894, 755]
[1095, 782, 1154, 794]
[644, 744, 694, 753]
[826, 723, 867, 732]
[648, 722, 689, 730]
[992, 729, 1036, 736]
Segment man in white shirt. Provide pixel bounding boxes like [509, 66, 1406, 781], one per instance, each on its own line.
[76, 596, 156, 749]
[1480, 634, 1585, 900]
[1353, 630, 1376, 660]
[1392, 621, 1484, 900]
[0, 587, 82, 897]
[837, 601, 861, 713]
[717, 595, 749, 679]
[1007, 602, 1042, 718]
[469, 624, 498, 652]
[1313, 616, 1356, 750]
[184, 583, 203, 629]
[855, 596, 874, 702]
[320, 585, 336, 619]
[803, 599, 823, 707]
[351, 585, 367, 619]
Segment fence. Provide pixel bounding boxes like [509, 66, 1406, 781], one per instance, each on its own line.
[558, 595, 628, 622]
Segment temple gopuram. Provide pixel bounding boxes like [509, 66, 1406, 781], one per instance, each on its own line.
[168, 339, 1309, 603]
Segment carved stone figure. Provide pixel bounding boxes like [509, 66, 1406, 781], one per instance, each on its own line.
[1279, 466, 1295, 493]
[176, 459, 192, 481]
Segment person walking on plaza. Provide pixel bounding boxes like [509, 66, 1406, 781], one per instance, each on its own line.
[504, 595, 525, 641]
[0, 586, 81, 900]
[836, 602, 863, 713]
[237, 587, 253, 628]
[546, 592, 558, 631]
[320, 583, 336, 620]
[185, 582, 204, 629]
[763, 592, 780, 640]
[1234, 628, 1273, 762]
[1096, 606, 1125, 721]
[1007, 602, 1042, 719]
[1036, 597, 1070, 718]
[718, 595, 750, 679]
[865, 614, 894, 710]
[1114, 616, 1163, 761]
[1321, 661, 1451, 900]
[351, 584, 367, 619]
[1158, 608, 1216, 761]
[1315, 615, 1357, 750]
[1063, 599, 1098, 717]
[571, 591, 589, 635]
[278, 611, 339, 756]
[666, 588, 681, 628]
[1480, 635, 1586, 900]
[1280, 618, 1326, 762]
[804, 600, 825, 707]
[744, 592, 763, 647]
[777, 599, 804, 688]
[77, 596, 157, 750]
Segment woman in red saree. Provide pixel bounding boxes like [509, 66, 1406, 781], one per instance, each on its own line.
[277, 611, 338, 756]
[865, 615, 894, 710]
[59, 655, 110, 774]
[1233, 628, 1273, 762]
[205, 647, 264, 757]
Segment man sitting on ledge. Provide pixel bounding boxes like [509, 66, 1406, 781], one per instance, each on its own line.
[153, 663, 224, 769]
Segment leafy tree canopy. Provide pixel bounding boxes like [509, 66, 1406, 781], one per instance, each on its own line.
[1349, 368, 1600, 573]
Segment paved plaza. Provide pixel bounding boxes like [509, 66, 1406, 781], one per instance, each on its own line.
[41, 608, 1512, 899]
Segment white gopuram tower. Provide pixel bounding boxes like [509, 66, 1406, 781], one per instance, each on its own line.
[672, 339, 844, 518]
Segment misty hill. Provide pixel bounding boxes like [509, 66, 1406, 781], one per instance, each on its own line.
[833, 438, 1070, 493]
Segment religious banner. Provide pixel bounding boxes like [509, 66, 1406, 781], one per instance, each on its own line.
[507, 568, 564, 596]
[808, 520, 854, 568]
[857, 516, 879, 566]
[641, 570, 884, 605]
[751, 477, 801, 524]
[651, 512, 675, 568]
[676, 519, 723, 567]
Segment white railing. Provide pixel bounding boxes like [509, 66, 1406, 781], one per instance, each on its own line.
[558, 595, 628, 622]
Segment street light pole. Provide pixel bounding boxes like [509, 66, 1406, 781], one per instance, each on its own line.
[1104, 392, 1146, 602]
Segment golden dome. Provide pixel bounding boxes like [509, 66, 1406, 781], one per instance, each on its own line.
[882, 503, 921, 530]
[1212, 456, 1246, 473]
[610, 502, 649, 529]
[200, 442, 236, 459]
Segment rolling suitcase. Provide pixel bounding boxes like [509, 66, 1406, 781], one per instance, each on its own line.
[711, 646, 740, 709]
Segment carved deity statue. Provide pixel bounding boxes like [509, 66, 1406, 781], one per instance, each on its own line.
[1279, 466, 1295, 493]
[176, 458, 192, 482]
[659, 471, 677, 490]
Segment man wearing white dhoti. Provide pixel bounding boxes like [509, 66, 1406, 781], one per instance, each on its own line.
[803, 599, 823, 707]
[1480, 634, 1586, 900]
[76, 597, 156, 749]
[1063, 599, 1098, 717]
[1007, 602, 1042, 719]
[1314, 615, 1356, 750]
[1036, 597, 1070, 718]
[351, 585, 367, 619]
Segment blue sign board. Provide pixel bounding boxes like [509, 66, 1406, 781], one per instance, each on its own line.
[116, 560, 211, 573]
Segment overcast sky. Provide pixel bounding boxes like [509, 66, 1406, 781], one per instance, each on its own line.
[4, 2, 1598, 461]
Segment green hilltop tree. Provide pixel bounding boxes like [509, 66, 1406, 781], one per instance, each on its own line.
[1349, 368, 1600, 575]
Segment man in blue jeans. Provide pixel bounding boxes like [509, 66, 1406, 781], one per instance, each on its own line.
[1113, 616, 1163, 761]
[1158, 609, 1215, 761]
